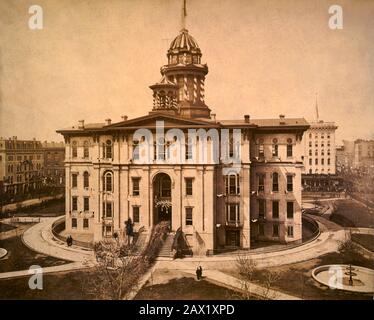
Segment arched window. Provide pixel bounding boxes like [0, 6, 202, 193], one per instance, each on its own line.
[83, 141, 89, 158]
[72, 141, 77, 158]
[103, 171, 113, 192]
[272, 172, 279, 192]
[83, 171, 89, 188]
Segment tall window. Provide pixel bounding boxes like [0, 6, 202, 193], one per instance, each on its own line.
[327, 158, 331, 165]
[132, 178, 140, 196]
[133, 206, 140, 223]
[272, 172, 279, 192]
[227, 204, 240, 222]
[272, 201, 279, 219]
[103, 171, 113, 192]
[72, 218, 77, 228]
[72, 141, 77, 158]
[185, 178, 193, 196]
[287, 139, 293, 157]
[287, 202, 294, 219]
[315, 158, 318, 165]
[83, 219, 89, 229]
[185, 207, 193, 225]
[271, 144, 278, 157]
[321, 158, 325, 165]
[157, 138, 166, 160]
[309, 158, 312, 165]
[309, 150, 312, 156]
[258, 144, 264, 158]
[83, 197, 89, 212]
[287, 175, 293, 192]
[185, 137, 193, 160]
[258, 174, 265, 192]
[133, 139, 139, 160]
[72, 173, 78, 188]
[287, 226, 294, 237]
[273, 224, 279, 237]
[103, 201, 113, 218]
[72, 196, 78, 211]
[83, 141, 89, 158]
[258, 199, 265, 218]
[104, 140, 113, 159]
[83, 171, 89, 188]
[225, 174, 240, 195]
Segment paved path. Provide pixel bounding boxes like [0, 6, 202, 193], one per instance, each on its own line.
[22, 217, 95, 263]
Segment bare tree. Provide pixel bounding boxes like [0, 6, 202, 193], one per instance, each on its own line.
[233, 255, 258, 300]
[259, 270, 282, 300]
[83, 222, 170, 299]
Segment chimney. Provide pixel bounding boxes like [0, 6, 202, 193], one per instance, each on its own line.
[105, 118, 111, 126]
[244, 115, 250, 123]
[121, 115, 128, 121]
[78, 120, 85, 129]
[211, 113, 216, 121]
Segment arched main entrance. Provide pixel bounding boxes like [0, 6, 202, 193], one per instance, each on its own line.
[153, 173, 172, 226]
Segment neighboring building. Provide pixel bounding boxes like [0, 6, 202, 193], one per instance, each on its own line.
[336, 140, 354, 172]
[41, 141, 65, 186]
[303, 120, 338, 175]
[0, 137, 44, 195]
[354, 139, 374, 173]
[57, 26, 309, 253]
[0, 137, 65, 198]
[301, 120, 342, 191]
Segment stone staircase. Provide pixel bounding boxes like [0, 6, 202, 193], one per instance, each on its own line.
[157, 233, 175, 258]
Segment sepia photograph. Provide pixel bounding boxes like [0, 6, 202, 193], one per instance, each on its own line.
[0, 0, 373, 311]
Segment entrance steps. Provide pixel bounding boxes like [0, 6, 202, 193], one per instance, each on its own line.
[157, 233, 175, 258]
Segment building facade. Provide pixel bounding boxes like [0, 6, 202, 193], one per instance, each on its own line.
[354, 139, 374, 173]
[57, 27, 309, 254]
[0, 137, 44, 195]
[42, 141, 65, 187]
[336, 140, 355, 173]
[0, 137, 65, 199]
[303, 121, 338, 175]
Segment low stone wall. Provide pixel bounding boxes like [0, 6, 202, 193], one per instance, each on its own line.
[51, 217, 93, 249]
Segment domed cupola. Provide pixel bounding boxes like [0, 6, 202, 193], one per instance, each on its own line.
[167, 29, 202, 65]
[149, 0, 212, 120]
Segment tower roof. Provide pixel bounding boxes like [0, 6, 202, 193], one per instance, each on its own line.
[168, 29, 201, 54]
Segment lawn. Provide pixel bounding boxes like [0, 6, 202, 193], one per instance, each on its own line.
[135, 275, 241, 300]
[0, 222, 17, 233]
[222, 251, 373, 300]
[0, 235, 68, 273]
[330, 199, 374, 228]
[351, 234, 374, 252]
[0, 269, 95, 300]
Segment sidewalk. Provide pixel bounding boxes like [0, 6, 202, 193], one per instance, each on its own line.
[22, 217, 95, 263]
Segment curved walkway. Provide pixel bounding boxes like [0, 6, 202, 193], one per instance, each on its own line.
[19, 214, 371, 271]
[22, 217, 95, 263]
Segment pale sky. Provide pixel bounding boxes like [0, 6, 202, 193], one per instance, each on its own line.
[0, 0, 373, 144]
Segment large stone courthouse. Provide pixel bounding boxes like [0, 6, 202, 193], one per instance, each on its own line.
[57, 10, 309, 255]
